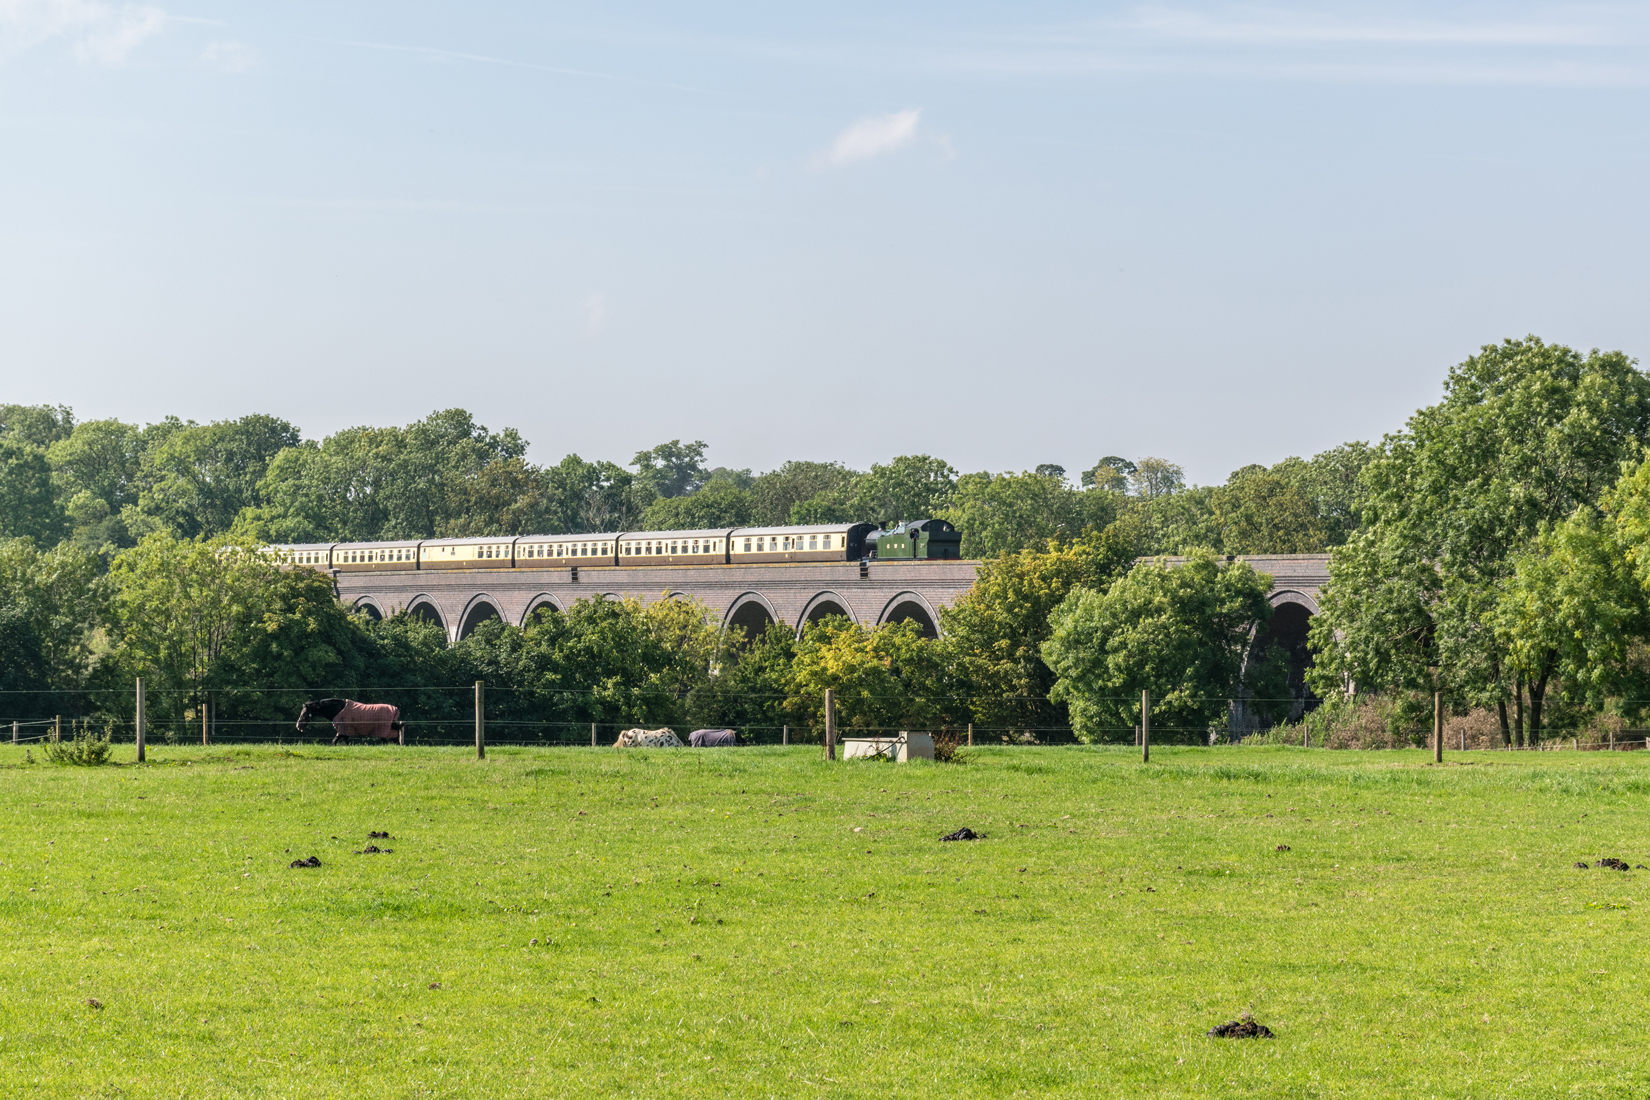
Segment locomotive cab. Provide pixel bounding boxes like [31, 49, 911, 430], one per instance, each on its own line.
[867, 519, 961, 561]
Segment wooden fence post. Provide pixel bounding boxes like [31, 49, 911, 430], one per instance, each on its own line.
[202, 698, 210, 746]
[825, 689, 836, 761]
[474, 680, 485, 760]
[591, 722, 596, 748]
[1433, 692, 1443, 763]
[782, 724, 788, 746]
[967, 722, 973, 747]
[135, 678, 146, 763]
[10, 720, 16, 744]
[53, 715, 61, 744]
[1141, 690, 1150, 764]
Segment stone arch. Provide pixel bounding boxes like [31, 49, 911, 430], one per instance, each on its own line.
[723, 592, 779, 643]
[1245, 593, 1320, 728]
[878, 591, 939, 639]
[798, 591, 857, 637]
[520, 594, 563, 627]
[457, 594, 503, 641]
[351, 596, 384, 621]
[404, 596, 445, 632]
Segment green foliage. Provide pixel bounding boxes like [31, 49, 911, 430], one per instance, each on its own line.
[940, 525, 1138, 729]
[940, 469, 1118, 559]
[640, 483, 753, 531]
[0, 403, 75, 447]
[1310, 337, 1650, 738]
[850, 455, 958, 524]
[748, 461, 859, 527]
[631, 439, 709, 499]
[685, 622, 800, 733]
[1042, 549, 1280, 742]
[42, 719, 113, 766]
[0, 538, 109, 708]
[0, 437, 67, 543]
[787, 616, 956, 732]
[136, 415, 301, 538]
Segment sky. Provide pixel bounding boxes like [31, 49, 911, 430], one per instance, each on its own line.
[2, 2, 1647, 485]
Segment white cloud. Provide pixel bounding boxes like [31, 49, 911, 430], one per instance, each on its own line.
[201, 38, 256, 72]
[0, 0, 164, 65]
[583, 293, 607, 337]
[813, 108, 923, 169]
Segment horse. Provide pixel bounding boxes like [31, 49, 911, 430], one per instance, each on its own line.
[296, 699, 405, 745]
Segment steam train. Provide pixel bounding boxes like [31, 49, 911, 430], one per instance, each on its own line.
[276, 519, 961, 574]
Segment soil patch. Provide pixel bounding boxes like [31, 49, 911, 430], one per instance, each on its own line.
[355, 844, 393, 854]
[368, 831, 392, 839]
[1207, 1019, 1274, 1039]
[940, 828, 983, 842]
[289, 856, 322, 868]
[1594, 858, 1630, 871]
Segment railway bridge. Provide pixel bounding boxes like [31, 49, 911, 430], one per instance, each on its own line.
[330, 552, 1331, 650]
[332, 559, 981, 643]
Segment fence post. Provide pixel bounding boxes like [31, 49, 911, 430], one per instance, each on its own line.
[53, 715, 61, 744]
[135, 678, 146, 763]
[825, 688, 836, 761]
[591, 722, 596, 748]
[1141, 690, 1150, 764]
[474, 681, 485, 760]
[782, 724, 788, 746]
[1433, 692, 1443, 764]
[202, 698, 210, 746]
[967, 722, 973, 747]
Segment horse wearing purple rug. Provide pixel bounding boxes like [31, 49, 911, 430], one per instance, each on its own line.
[296, 699, 405, 745]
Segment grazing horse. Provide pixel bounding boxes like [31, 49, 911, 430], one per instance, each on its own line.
[296, 699, 405, 745]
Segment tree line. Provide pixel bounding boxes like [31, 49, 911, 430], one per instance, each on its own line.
[7, 334, 1642, 746]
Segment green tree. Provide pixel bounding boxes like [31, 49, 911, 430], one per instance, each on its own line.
[0, 403, 75, 447]
[0, 538, 109, 709]
[1082, 456, 1134, 492]
[850, 455, 958, 523]
[940, 469, 1119, 559]
[1042, 550, 1282, 742]
[787, 617, 945, 732]
[1309, 337, 1650, 743]
[631, 440, 708, 499]
[750, 461, 860, 526]
[686, 622, 800, 735]
[640, 483, 754, 530]
[940, 525, 1138, 730]
[47, 419, 147, 549]
[1210, 468, 1327, 554]
[136, 415, 302, 538]
[0, 438, 67, 543]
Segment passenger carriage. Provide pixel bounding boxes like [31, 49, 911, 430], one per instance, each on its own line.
[727, 523, 875, 564]
[418, 536, 519, 570]
[614, 528, 733, 567]
[332, 540, 421, 572]
[515, 534, 620, 569]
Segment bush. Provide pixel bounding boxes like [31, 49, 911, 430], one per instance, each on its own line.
[44, 720, 113, 766]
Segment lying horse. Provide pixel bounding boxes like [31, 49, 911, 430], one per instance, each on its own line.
[296, 699, 405, 745]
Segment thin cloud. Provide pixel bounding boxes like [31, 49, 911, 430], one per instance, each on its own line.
[812, 108, 923, 170]
[1126, 7, 1614, 47]
[201, 38, 256, 72]
[0, 0, 164, 65]
[583, 293, 607, 337]
[333, 39, 735, 98]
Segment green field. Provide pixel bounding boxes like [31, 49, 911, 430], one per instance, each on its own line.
[2, 743, 1647, 1098]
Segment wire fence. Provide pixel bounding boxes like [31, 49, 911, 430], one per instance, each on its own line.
[6, 686, 1649, 751]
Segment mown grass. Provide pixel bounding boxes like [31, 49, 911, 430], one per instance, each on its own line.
[1, 742, 1647, 1098]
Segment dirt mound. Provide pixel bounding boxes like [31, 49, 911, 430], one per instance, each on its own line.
[1595, 857, 1630, 871]
[940, 828, 983, 841]
[1207, 1019, 1274, 1039]
[368, 831, 392, 839]
[1576, 862, 1590, 869]
[1276, 845, 1291, 852]
[289, 856, 321, 868]
[354, 844, 393, 854]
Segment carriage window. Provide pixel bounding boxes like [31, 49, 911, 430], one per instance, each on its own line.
[809, 536, 818, 550]
[691, 540, 699, 554]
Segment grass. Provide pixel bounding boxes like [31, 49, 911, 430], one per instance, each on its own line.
[2, 742, 1648, 1098]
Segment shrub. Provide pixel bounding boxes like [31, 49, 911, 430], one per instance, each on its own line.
[44, 720, 113, 766]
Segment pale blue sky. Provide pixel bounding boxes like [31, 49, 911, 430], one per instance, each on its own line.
[2, 2, 1646, 483]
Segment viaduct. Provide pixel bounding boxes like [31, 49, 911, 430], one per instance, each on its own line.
[330, 553, 1332, 652]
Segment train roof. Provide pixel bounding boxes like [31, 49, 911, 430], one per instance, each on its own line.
[729, 523, 874, 537]
[416, 535, 519, 547]
[333, 538, 422, 550]
[516, 532, 622, 542]
[268, 542, 336, 552]
[616, 528, 737, 542]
